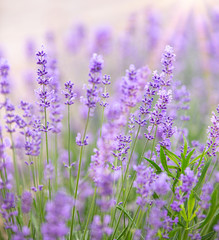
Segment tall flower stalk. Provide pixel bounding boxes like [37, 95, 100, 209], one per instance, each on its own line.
[36, 49, 52, 199]
[70, 53, 104, 239]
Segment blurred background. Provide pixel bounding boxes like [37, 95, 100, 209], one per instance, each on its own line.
[1, 0, 219, 141]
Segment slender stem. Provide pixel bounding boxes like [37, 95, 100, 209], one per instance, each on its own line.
[82, 187, 97, 239]
[10, 133, 20, 195]
[125, 206, 140, 239]
[70, 108, 90, 239]
[68, 105, 72, 194]
[111, 125, 140, 227]
[99, 106, 105, 138]
[44, 106, 51, 200]
[150, 126, 158, 160]
[54, 134, 58, 191]
[111, 172, 136, 240]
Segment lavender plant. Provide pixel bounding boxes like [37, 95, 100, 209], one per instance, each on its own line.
[0, 42, 219, 240]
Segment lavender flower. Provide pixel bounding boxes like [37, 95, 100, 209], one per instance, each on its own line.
[133, 164, 157, 208]
[21, 191, 32, 214]
[207, 106, 219, 156]
[120, 64, 140, 108]
[35, 49, 53, 112]
[0, 59, 10, 96]
[41, 192, 73, 239]
[80, 54, 104, 110]
[90, 215, 112, 240]
[63, 80, 76, 105]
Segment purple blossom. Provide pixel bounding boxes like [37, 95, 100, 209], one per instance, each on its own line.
[133, 164, 157, 208]
[161, 45, 175, 77]
[181, 168, 197, 197]
[12, 226, 30, 240]
[48, 58, 63, 133]
[90, 215, 112, 240]
[76, 132, 88, 146]
[41, 192, 73, 240]
[89, 53, 104, 74]
[207, 106, 219, 156]
[120, 64, 140, 108]
[21, 191, 32, 214]
[0, 59, 10, 95]
[152, 173, 170, 195]
[200, 183, 213, 209]
[63, 81, 77, 105]
[81, 54, 104, 109]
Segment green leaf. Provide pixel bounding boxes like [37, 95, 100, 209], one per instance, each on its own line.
[188, 192, 195, 220]
[180, 204, 188, 221]
[186, 149, 195, 163]
[194, 149, 206, 170]
[144, 157, 162, 173]
[116, 226, 129, 240]
[172, 168, 181, 192]
[194, 159, 211, 192]
[189, 206, 199, 221]
[201, 231, 216, 240]
[168, 227, 182, 238]
[167, 165, 179, 169]
[181, 153, 189, 173]
[116, 205, 134, 223]
[183, 135, 188, 156]
[199, 189, 218, 229]
[160, 147, 169, 173]
[163, 148, 181, 166]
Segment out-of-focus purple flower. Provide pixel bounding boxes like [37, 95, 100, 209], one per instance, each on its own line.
[145, 200, 178, 239]
[133, 163, 157, 208]
[145, 8, 161, 50]
[214, 221, 219, 238]
[21, 191, 32, 214]
[48, 58, 63, 134]
[12, 226, 30, 240]
[90, 25, 112, 55]
[1, 192, 16, 210]
[41, 192, 73, 240]
[65, 23, 86, 53]
[24, 117, 41, 157]
[181, 168, 197, 197]
[90, 215, 112, 240]
[120, 64, 140, 109]
[200, 183, 213, 209]
[25, 38, 36, 59]
[45, 161, 54, 180]
[152, 172, 170, 195]
[0, 58, 10, 96]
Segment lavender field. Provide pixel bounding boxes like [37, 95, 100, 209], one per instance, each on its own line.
[0, 1, 219, 239]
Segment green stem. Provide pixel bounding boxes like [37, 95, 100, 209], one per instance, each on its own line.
[111, 125, 140, 227]
[82, 187, 97, 239]
[10, 133, 20, 195]
[44, 107, 51, 200]
[150, 126, 158, 160]
[111, 172, 136, 240]
[126, 206, 140, 239]
[68, 105, 72, 194]
[54, 134, 58, 191]
[70, 108, 90, 239]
